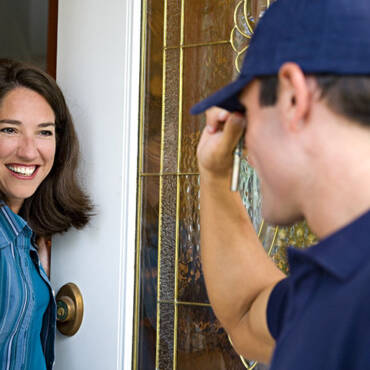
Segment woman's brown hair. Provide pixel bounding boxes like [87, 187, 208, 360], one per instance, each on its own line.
[0, 58, 93, 236]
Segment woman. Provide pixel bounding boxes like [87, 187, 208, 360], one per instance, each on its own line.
[0, 58, 93, 370]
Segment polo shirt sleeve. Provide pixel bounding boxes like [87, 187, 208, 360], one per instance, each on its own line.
[266, 277, 289, 340]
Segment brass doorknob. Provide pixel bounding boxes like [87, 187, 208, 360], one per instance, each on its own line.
[56, 283, 84, 336]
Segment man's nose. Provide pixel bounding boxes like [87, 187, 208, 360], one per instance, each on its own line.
[17, 136, 38, 160]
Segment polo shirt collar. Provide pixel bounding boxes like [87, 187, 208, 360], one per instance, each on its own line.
[0, 202, 31, 247]
[288, 209, 370, 281]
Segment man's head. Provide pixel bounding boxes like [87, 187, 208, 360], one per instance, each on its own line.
[236, 62, 370, 233]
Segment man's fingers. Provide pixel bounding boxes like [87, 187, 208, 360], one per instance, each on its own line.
[198, 107, 246, 177]
[219, 113, 246, 155]
[206, 107, 230, 133]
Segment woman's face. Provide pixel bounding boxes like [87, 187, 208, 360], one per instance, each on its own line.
[0, 87, 56, 213]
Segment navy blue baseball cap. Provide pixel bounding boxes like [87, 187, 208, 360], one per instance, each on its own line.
[191, 0, 370, 115]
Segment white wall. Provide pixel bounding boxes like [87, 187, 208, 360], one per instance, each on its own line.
[51, 1, 141, 369]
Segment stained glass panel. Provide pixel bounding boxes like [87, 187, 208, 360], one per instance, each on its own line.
[135, 1, 318, 369]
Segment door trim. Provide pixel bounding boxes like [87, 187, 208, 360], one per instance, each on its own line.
[118, 0, 142, 368]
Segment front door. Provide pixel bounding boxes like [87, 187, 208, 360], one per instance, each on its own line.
[133, 1, 317, 369]
[50, 1, 141, 369]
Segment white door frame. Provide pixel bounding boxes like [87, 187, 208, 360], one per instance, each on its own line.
[119, 0, 142, 368]
[53, 1, 142, 369]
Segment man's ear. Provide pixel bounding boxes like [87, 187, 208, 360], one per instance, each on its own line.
[278, 62, 310, 132]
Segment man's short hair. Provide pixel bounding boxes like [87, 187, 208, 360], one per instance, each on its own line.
[259, 75, 370, 127]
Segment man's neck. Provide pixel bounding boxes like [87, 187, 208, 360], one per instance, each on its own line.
[301, 114, 370, 239]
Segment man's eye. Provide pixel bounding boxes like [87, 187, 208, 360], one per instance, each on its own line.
[0, 127, 16, 134]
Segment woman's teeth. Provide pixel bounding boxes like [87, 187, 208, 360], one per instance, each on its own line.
[7, 165, 36, 177]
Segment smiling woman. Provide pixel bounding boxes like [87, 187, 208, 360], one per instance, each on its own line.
[0, 88, 56, 214]
[0, 59, 93, 370]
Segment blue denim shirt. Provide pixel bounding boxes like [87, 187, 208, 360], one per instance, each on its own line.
[0, 204, 56, 369]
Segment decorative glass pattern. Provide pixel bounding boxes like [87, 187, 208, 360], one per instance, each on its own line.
[135, 1, 318, 369]
[231, 0, 273, 72]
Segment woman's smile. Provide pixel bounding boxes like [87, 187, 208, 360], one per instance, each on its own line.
[6, 164, 40, 179]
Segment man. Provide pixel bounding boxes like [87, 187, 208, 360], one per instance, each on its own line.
[191, 0, 370, 368]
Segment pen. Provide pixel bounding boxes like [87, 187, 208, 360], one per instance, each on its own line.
[230, 132, 245, 191]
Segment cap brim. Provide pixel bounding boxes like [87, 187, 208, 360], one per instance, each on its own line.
[190, 75, 252, 115]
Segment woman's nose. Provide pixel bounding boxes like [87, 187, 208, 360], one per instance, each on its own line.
[17, 136, 38, 160]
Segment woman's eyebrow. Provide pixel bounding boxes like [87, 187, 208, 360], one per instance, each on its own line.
[38, 122, 55, 128]
[0, 119, 21, 125]
[0, 120, 55, 127]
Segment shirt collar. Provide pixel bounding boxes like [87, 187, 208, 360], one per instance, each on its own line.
[0, 202, 32, 247]
[288, 209, 370, 281]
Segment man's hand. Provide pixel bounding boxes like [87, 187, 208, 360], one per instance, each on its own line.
[197, 107, 246, 179]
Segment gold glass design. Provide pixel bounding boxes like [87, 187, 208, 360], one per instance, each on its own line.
[134, 0, 318, 369]
[231, 0, 272, 72]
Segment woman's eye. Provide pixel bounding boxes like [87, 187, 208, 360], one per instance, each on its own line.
[0, 127, 16, 134]
[40, 130, 53, 136]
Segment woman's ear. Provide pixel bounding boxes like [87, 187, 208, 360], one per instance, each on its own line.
[278, 62, 310, 132]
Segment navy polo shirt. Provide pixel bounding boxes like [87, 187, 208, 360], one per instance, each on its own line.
[267, 209, 370, 369]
